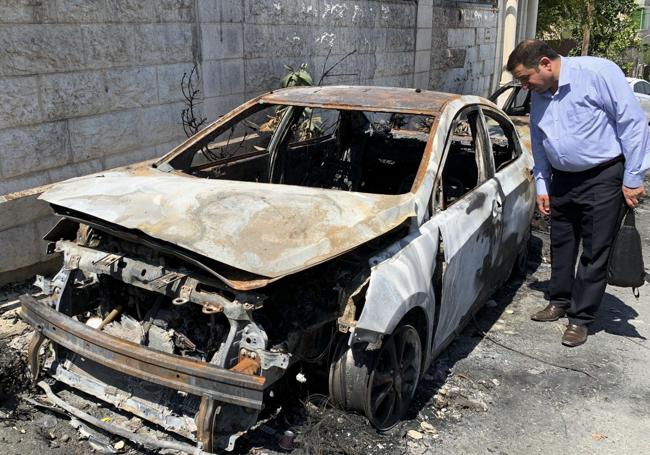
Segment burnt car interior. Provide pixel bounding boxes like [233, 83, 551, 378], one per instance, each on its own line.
[485, 110, 520, 171]
[436, 107, 520, 209]
[438, 108, 483, 208]
[163, 104, 433, 195]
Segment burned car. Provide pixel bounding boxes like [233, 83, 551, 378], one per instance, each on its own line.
[20, 86, 534, 452]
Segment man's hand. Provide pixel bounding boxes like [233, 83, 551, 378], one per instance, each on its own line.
[623, 185, 647, 208]
[537, 195, 550, 215]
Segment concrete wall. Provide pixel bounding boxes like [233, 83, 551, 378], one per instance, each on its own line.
[421, 0, 498, 95]
[0, 0, 499, 283]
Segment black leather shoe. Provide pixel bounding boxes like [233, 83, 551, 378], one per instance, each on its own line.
[562, 324, 588, 347]
[531, 304, 567, 322]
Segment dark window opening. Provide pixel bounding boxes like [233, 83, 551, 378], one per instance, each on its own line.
[484, 111, 521, 172]
[634, 81, 650, 95]
[167, 104, 434, 196]
[274, 109, 431, 194]
[438, 109, 482, 208]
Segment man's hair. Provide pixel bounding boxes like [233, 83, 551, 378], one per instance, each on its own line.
[506, 39, 560, 72]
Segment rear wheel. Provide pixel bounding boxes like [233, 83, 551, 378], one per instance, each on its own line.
[329, 324, 422, 430]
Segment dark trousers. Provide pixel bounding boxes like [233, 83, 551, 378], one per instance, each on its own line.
[549, 159, 624, 326]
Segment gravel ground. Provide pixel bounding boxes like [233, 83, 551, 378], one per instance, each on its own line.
[0, 200, 648, 455]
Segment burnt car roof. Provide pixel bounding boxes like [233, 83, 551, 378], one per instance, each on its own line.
[259, 85, 460, 115]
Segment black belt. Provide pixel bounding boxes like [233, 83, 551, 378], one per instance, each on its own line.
[552, 155, 624, 174]
[593, 154, 624, 169]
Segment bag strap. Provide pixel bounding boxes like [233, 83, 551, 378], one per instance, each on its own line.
[623, 207, 636, 227]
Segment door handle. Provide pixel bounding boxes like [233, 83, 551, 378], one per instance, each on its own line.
[492, 198, 503, 217]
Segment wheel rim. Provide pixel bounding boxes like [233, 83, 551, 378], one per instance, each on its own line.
[366, 325, 421, 429]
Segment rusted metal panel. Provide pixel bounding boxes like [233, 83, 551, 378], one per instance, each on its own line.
[39, 167, 416, 278]
[20, 294, 265, 409]
[260, 86, 459, 115]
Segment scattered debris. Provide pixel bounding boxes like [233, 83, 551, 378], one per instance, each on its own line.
[407, 429, 424, 440]
[0, 339, 29, 401]
[592, 433, 608, 441]
[433, 394, 449, 409]
[420, 421, 437, 434]
[456, 397, 488, 412]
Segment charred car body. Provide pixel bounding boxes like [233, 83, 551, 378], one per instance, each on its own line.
[20, 86, 534, 452]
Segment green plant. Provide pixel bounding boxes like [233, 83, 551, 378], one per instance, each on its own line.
[281, 63, 313, 87]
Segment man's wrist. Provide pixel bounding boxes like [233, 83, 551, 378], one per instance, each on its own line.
[623, 172, 643, 189]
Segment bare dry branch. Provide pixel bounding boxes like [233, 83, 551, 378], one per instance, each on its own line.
[180, 64, 207, 138]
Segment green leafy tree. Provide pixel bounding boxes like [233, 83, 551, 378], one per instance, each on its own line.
[537, 0, 641, 73]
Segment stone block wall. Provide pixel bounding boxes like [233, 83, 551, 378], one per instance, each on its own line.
[0, 0, 500, 282]
[0, 0, 197, 197]
[0, 186, 61, 285]
[197, 0, 420, 121]
[425, 0, 499, 95]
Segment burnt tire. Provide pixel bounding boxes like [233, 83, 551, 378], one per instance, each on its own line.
[329, 324, 422, 430]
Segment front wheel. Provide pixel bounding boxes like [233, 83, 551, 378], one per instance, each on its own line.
[329, 324, 422, 430]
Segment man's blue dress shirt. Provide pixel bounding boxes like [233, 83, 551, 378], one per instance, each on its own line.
[530, 56, 650, 195]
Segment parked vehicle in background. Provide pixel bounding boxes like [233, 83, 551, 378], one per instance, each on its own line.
[627, 77, 650, 95]
[627, 77, 650, 116]
[20, 86, 535, 453]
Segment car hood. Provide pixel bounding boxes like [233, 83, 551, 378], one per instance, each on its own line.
[40, 168, 416, 278]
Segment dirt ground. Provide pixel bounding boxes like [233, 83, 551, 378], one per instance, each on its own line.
[1, 201, 649, 455]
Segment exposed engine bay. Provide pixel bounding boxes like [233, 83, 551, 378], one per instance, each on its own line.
[22, 217, 405, 452]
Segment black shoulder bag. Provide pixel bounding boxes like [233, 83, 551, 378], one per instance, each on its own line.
[607, 206, 647, 297]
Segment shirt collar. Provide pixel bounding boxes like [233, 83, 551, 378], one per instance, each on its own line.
[557, 56, 571, 88]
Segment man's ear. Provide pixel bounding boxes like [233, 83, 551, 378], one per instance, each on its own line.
[538, 56, 553, 71]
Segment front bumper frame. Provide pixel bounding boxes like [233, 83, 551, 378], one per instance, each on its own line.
[20, 294, 265, 410]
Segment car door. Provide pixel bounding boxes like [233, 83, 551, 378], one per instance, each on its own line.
[489, 83, 530, 116]
[482, 106, 535, 273]
[431, 106, 504, 349]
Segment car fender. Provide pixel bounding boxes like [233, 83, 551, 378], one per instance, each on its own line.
[353, 222, 439, 352]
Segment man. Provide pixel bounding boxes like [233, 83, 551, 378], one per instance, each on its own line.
[506, 39, 649, 347]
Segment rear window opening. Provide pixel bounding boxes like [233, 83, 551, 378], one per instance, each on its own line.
[164, 104, 434, 195]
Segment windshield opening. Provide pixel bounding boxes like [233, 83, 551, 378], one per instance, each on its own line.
[164, 104, 434, 195]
